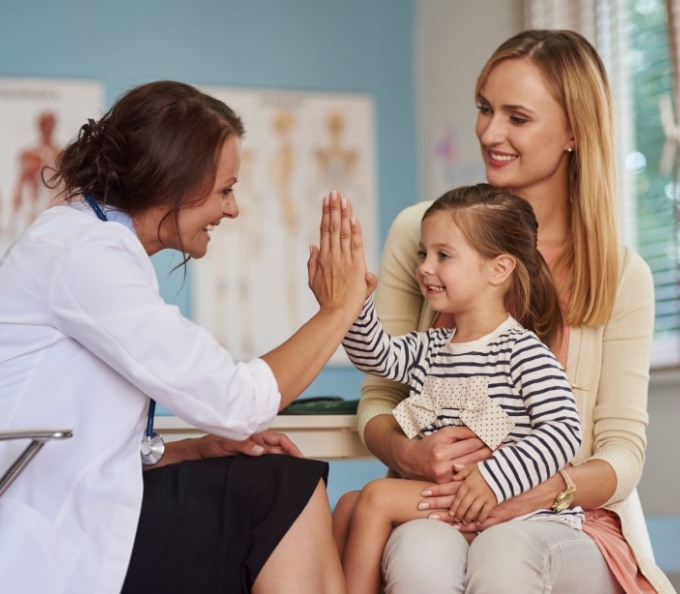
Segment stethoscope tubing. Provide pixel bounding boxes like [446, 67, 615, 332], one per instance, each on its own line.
[83, 195, 164, 463]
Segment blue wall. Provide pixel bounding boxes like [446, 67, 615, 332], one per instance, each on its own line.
[1, 0, 415, 501]
[0, 0, 417, 400]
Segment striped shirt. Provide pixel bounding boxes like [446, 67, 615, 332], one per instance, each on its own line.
[343, 298, 582, 506]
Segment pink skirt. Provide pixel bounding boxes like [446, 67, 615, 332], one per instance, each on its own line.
[582, 508, 656, 593]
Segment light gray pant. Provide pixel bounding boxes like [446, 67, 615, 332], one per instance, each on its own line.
[382, 519, 624, 594]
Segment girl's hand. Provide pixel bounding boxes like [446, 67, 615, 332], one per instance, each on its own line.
[450, 473, 567, 533]
[448, 464, 496, 524]
[473, 475, 559, 530]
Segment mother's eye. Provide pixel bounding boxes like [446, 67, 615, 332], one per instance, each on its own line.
[510, 115, 529, 125]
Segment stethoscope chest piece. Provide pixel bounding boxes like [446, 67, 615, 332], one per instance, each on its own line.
[140, 399, 164, 465]
[140, 432, 165, 466]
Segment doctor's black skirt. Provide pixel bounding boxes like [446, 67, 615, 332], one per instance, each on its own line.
[121, 454, 329, 594]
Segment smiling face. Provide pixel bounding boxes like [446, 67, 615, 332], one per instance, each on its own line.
[475, 58, 573, 205]
[417, 211, 493, 316]
[167, 134, 241, 258]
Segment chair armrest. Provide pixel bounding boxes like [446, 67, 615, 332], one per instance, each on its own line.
[0, 429, 73, 442]
[0, 429, 73, 497]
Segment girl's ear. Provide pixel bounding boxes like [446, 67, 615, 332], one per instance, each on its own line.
[489, 254, 516, 286]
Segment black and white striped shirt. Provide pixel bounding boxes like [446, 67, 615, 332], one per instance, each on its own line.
[343, 298, 582, 505]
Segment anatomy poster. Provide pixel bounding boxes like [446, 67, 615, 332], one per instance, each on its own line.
[0, 77, 104, 257]
[193, 87, 378, 364]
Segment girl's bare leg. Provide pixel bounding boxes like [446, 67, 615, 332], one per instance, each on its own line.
[333, 489, 361, 558]
[343, 478, 433, 594]
[253, 480, 346, 594]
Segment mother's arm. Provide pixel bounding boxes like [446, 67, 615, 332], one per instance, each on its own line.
[480, 460, 616, 526]
[582, 249, 653, 503]
[419, 459, 616, 529]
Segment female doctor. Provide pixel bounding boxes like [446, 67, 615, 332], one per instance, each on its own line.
[0, 80, 373, 594]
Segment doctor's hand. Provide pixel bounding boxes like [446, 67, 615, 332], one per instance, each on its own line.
[146, 430, 303, 470]
[245, 430, 304, 457]
[308, 190, 377, 316]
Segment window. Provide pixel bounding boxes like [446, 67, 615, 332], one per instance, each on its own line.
[525, 0, 680, 368]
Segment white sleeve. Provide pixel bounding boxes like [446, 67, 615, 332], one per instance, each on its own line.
[49, 225, 280, 439]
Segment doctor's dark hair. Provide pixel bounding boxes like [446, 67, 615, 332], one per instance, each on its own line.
[423, 183, 563, 351]
[47, 80, 244, 245]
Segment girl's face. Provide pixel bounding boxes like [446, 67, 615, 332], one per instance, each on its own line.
[171, 135, 241, 258]
[417, 211, 494, 315]
[475, 57, 573, 203]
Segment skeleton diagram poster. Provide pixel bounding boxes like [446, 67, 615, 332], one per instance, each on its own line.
[193, 87, 378, 364]
[0, 77, 104, 257]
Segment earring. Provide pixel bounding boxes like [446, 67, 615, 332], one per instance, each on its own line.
[566, 146, 574, 153]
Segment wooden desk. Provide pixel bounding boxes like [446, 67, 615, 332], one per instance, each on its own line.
[155, 414, 373, 460]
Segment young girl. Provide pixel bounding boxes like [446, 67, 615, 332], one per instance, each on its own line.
[335, 183, 582, 594]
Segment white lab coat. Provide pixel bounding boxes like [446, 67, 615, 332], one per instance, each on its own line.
[0, 204, 281, 593]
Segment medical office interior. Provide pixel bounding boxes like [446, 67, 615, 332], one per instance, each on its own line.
[1, 0, 679, 587]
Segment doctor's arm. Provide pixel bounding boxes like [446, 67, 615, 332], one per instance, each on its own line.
[261, 191, 376, 408]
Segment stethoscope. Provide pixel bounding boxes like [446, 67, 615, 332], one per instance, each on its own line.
[84, 195, 165, 465]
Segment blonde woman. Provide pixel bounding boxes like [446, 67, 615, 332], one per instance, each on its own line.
[357, 30, 673, 593]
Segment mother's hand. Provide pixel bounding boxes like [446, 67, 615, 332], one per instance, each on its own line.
[415, 479, 463, 522]
[400, 426, 491, 483]
[419, 469, 563, 533]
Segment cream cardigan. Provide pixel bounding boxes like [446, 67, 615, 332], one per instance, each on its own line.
[357, 200, 674, 593]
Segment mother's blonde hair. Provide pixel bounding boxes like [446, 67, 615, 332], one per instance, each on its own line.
[476, 29, 619, 327]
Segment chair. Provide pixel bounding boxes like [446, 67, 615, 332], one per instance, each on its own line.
[0, 429, 73, 497]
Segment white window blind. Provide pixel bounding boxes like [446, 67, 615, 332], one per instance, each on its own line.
[525, 0, 680, 368]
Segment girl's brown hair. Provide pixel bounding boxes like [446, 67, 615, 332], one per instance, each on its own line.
[424, 183, 563, 351]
